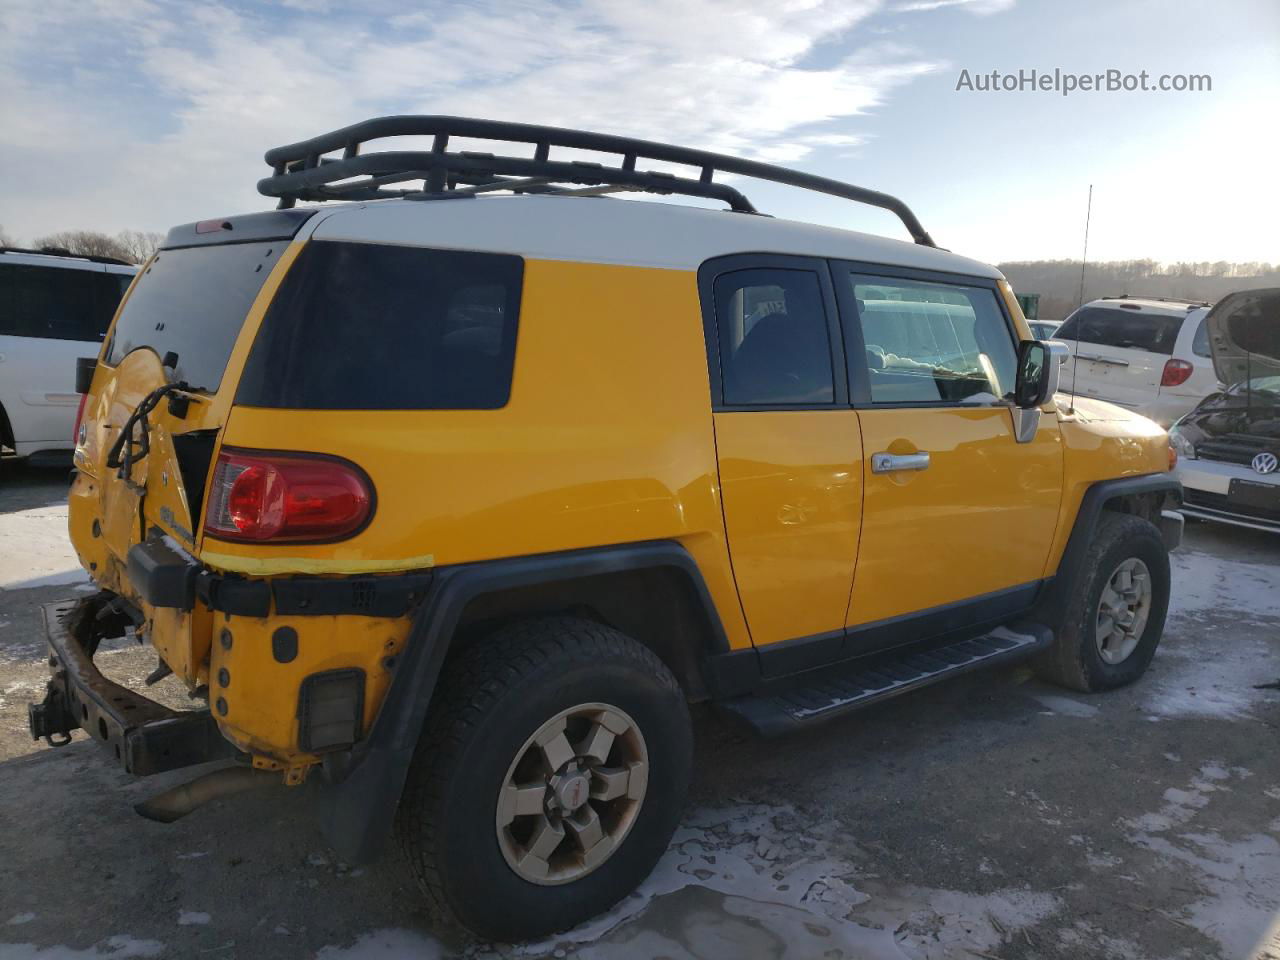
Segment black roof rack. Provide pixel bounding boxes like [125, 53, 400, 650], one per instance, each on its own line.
[0, 245, 133, 266]
[258, 116, 937, 247]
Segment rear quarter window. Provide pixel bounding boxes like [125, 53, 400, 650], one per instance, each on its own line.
[1054, 306, 1183, 355]
[236, 241, 523, 410]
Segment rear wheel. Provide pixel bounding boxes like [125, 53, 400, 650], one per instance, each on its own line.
[1034, 513, 1170, 692]
[397, 616, 692, 941]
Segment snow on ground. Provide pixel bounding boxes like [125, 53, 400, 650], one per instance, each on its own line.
[0, 504, 86, 592]
[0, 937, 165, 959]
[1143, 544, 1280, 721]
[313, 803, 1063, 960]
[1124, 762, 1280, 959]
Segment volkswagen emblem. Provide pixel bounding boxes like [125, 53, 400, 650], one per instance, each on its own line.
[1253, 452, 1279, 475]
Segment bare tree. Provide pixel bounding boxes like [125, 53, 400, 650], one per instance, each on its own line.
[0, 223, 14, 247]
[34, 230, 135, 262]
[116, 230, 164, 264]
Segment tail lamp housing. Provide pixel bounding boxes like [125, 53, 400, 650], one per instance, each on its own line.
[1160, 359, 1194, 387]
[204, 449, 374, 543]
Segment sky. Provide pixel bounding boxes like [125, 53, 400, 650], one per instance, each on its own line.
[1, 0, 1277, 266]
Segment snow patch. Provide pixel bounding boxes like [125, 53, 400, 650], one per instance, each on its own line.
[314, 929, 444, 959]
[1124, 764, 1280, 959]
[7, 913, 36, 926]
[0, 936, 165, 958]
[1031, 694, 1099, 718]
[175, 911, 209, 926]
[1168, 548, 1280, 621]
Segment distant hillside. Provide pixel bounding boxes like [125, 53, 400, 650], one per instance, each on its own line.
[997, 260, 1280, 322]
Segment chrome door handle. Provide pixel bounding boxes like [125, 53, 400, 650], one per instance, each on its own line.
[1077, 352, 1129, 367]
[871, 452, 931, 474]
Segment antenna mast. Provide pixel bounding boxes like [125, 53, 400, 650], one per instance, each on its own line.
[1068, 184, 1093, 414]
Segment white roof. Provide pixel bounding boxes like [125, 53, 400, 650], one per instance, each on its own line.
[308, 194, 1003, 279]
[0, 249, 137, 274]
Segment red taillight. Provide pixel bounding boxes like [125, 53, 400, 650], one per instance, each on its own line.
[73, 393, 89, 443]
[204, 450, 373, 543]
[1161, 359, 1193, 387]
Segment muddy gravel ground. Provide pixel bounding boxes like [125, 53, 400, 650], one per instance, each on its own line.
[1, 461, 1277, 960]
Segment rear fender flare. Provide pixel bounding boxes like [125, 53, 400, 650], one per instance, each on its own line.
[312, 539, 729, 863]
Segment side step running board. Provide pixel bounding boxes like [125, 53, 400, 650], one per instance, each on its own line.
[720, 624, 1052, 735]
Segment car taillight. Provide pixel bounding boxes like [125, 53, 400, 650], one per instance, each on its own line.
[204, 450, 374, 543]
[1160, 359, 1193, 387]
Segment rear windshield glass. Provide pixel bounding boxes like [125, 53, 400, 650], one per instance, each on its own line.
[0, 263, 131, 342]
[105, 242, 281, 391]
[236, 241, 523, 410]
[1054, 306, 1183, 355]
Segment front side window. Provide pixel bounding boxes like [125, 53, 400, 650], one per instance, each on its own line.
[237, 241, 523, 410]
[713, 268, 835, 406]
[1054, 306, 1183, 355]
[0, 263, 129, 343]
[847, 275, 1016, 404]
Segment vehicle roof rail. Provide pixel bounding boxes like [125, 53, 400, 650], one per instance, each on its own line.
[0, 245, 133, 266]
[1099, 293, 1212, 307]
[258, 115, 937, 247]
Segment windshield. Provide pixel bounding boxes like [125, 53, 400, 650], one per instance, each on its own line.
[105, 242, 281, 391]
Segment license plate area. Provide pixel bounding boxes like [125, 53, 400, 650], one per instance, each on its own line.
[1228, 478, 1279, 515]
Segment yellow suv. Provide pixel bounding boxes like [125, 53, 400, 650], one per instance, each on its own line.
[29, 117, 1182, 941]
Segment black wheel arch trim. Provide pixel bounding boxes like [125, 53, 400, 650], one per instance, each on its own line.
[1031, 473, 1181, 628]
[310, 538, 733, 863]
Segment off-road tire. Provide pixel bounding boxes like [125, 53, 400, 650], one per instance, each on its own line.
[396, 616, 692, 942]
[1033, 512, 1170, 692]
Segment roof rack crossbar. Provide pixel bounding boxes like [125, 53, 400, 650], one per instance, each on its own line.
[261, 148, 758, 214]
[258, 116, 936, 247]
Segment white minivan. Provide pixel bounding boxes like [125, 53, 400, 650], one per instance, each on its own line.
[1, 249, 137, 468]
[1054, 296, 1219, 426]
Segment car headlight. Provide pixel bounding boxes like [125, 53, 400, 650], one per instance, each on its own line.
[1168, 425, 1196, 461]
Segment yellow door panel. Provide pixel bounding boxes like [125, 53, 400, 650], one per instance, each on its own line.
[848, 406, 1063, 627]
[715, 410, 863, 647]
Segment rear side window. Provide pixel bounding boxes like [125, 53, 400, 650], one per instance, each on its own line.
[1191, 317, 1211, 357]
[107, 242, 281, 391]
[0, 263, 129, 342]
[712, 268, 835, 406]
[1054, 306, 1183, 355]
[237, 242, 522, 410]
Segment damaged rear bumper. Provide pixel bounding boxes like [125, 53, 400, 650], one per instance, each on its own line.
[27, 598, 239, 776]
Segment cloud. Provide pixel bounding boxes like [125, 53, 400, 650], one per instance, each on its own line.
[0, 0, 957, 239]
[893, 0, 1015, 13]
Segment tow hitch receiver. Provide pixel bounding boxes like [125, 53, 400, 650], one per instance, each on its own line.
[28, 686, 77, 747]
[29, 598, 240, 775]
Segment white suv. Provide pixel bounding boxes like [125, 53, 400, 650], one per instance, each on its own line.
[1054, 296, 1219, 427]
[0, 248, 137, 468]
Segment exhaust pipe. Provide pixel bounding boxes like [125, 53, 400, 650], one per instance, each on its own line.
[135, 766, 275, 823]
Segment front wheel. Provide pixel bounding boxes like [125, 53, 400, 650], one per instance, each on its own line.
[1034, 512, 1171, 693]
[396, 616, 692, 941]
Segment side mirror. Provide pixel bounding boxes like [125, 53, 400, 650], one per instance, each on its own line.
[1014, 340, 1065, 409]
